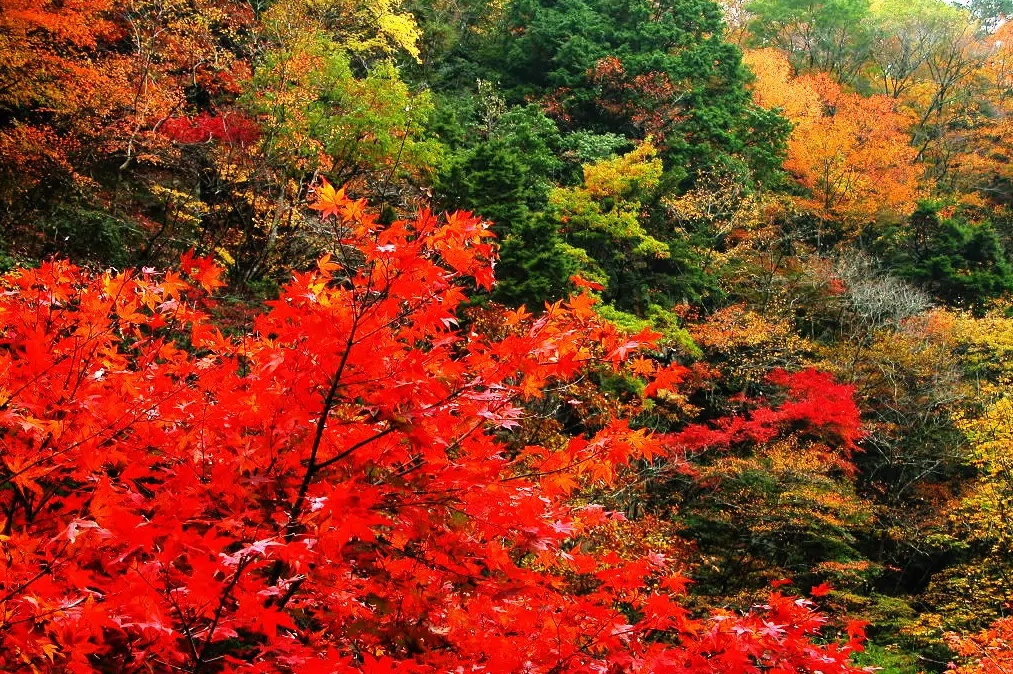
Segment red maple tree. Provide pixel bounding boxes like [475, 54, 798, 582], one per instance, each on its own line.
[0, 187, 869, 673]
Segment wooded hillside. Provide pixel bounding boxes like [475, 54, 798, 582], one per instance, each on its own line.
[4, 0, 1013, 671]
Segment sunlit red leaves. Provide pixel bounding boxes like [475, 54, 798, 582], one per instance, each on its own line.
[308, 177, 351, 221]
[179, 249, 226, 291]
[570, 274, 605, 291]
[845, 619, 870, 642]
[0, 193, 868, 674]
[811, 582, 835, 597]
[160, 111, 261, 146]
[666, 368, 863, 455]
[644, 363, 691, 398]
[766, 368, 864, 449]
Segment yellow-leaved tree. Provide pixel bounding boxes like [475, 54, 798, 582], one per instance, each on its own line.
[550, 141, 669, 305]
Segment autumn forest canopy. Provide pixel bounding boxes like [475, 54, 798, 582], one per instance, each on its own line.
[10, 0, 1013, 671]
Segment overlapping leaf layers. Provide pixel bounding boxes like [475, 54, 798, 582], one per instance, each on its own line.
[0, 187, 868, 673]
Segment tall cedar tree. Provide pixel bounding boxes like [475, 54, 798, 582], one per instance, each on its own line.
[491, 0, 786, 181]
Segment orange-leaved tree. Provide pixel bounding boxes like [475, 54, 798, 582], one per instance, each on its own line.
[948, 617, 1013, 674]
[745, 48, 923, 234]
[0, 186, 869, 673]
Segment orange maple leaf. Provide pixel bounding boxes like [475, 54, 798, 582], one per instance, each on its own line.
[308, 177, 347, 220]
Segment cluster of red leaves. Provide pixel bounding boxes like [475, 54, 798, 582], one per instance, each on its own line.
[665, 368, 864, 457]
[161, 112, 262, 146]
[0, 188, 869, 673]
